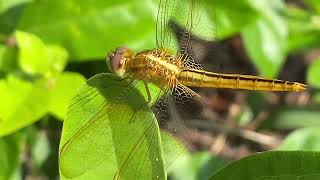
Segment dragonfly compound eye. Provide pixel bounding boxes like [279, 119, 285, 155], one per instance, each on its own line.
[108, 47, 131, 77]
[115, 47, 130, 54]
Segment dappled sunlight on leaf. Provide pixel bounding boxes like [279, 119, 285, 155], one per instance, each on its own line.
[0, 75, 49, 136]
[59, 73, 165, 179]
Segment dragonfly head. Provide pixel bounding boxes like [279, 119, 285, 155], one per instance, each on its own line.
[107, 47, 134, 77]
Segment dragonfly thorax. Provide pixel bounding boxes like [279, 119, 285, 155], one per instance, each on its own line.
[126, 48, 181, 89]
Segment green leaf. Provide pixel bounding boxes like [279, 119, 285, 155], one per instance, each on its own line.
[0, 135, 20, 180]
[286, 30, 320, 52]
[305, 0, 320, 14]
[0, 0, 31, 13]
[46, 45, 68, 75]
[16, 30, 47, 75]
[32, 129, 50, 167]
[0, 5, 24, 35]
[279, 128, 320, 151]
[18, 0, 157, 61]
[0, 45, 8, 70]
[209, 0, 259, 38]
[49, 72, 86, 120]
[261, 108, 320, 130]
[236, 106, 253, 126]
[59, 73, 165, 179]
[0, 75, 50, 136]
[242, 0, 287, 77]
[15, 31, 68, 76]
[307, 58, 320, 88]
[285, 6, 320, 52]
[0, 44, 18, 72]
[211, 151, 320, 180]
[22, 124, 59, 179]
[169, 152, 225, 180]
[314, 92, 320, 104]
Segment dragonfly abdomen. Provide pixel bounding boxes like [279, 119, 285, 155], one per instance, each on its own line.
[178, 69, 307, 92]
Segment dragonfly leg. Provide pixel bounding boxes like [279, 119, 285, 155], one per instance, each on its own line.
[143, 82, 152, 104]
[129, 83, 152, 123]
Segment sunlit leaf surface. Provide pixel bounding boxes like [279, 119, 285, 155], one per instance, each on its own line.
[16, 31, 68, 76]
[16, 31, 50, 75]
[18, 0, 158, 61]
[59, 73, 165, 179]
[169, 152, 225, 180]
[0, 75, 49, 136]
[262, 108, 320, 130]
[211, 151, 320, 180]
[49, 72, 86, 120]
[308, 58, 320, 88]
[279, 127, 320, 151]
[210, 0, 259, 38]
[0, 0, 31, 13]
[242, 0, 287, 77]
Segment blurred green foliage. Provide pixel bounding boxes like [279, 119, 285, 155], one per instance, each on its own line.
[169, 152, 226, 180]
[279, 127, 320, 151]
[211, 151, 320, 180]
[0, 0, 319, 179]
[308, 58, 320, 88]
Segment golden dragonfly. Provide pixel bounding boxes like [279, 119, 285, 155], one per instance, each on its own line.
[59, 0, 307, 179]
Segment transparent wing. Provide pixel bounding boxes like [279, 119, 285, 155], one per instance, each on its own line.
[175, 0, 216, 46]
[178, 51, 205, 70]
[177, 0, 216, 70]
[156, 0, 216, 70]
[172, 83, 203, 113]
[154, 0, 213, 170]
[156, 0, 177, 49]
[59, 74, 166, 179]
[152, 83, 204, 168]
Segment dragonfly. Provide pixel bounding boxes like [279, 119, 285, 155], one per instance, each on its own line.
[59, 0, 307, 179]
